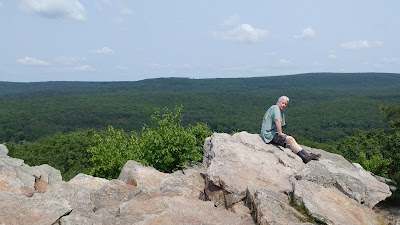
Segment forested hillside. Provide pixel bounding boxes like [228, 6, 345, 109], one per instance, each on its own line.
[1, 72, 399, 144]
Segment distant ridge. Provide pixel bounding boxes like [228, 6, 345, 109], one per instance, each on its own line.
[1, 72, 400, 97]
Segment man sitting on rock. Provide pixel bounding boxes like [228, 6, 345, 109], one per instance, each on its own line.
[260, 96, 320, 163]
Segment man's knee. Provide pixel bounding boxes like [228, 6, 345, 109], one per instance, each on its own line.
[285, 135, 296, 143]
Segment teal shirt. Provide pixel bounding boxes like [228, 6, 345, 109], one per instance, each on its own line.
[260, 105, 286, 143]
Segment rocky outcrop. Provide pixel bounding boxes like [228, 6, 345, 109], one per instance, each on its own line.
[204, 132, 392, 225]
[0, 133, 396, 225]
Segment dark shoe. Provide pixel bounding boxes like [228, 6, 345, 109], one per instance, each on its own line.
[301, 155, 311, 164]
[310, 153, 321, 160]
[297, 151, 311, 164]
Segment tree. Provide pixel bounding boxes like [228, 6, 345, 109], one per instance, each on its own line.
[380, 105, 400, 185]
[381, 105, 400, 132]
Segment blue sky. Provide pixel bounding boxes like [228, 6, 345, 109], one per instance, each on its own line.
[1, 0, 399, 82]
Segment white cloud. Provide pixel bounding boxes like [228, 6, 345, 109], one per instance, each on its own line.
[147, 63, 162, 68]
[340, 40, 383, 50]
[328, 54, 337, 59]
[341, 40, 369, 50]
[20, 0, 86, 21]
[213, 15, 267, 43]
[90, 47, 114, 54]
[16, 57, 50, 66]
[294, 26, 316, 39]
[146, 63, 172, 69]
[73, 65, 94, 72]
[328, 50, 337, 59]
[115, 65, 128, 70]
[213, 24, 267, 43]
[120, 7, 134, 16]
[114, 8, 135, 25]
[279, 59, 291, 64]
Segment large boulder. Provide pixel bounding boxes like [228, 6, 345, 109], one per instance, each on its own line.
[117, 194, 254, 225]
[118, 160, 168, 193]
[0, 154, 62, 197]
[293, 180, 385, 225]
[204, 132, 392, 224]
[118, 160, 205, 199]
[0, 192, 71, 225]
[0, 144, 8, 156]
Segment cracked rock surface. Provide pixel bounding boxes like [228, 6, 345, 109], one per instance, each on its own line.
[0, 134, 395, 225]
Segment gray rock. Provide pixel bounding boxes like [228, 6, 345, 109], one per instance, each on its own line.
[47, 181, 97, 214]
[298, 146, 392, 207]
[0, 154, 65, 197]
[118, 195, 254, 225]
[246, 187, 305, 225]
[90, 179, 142, 213]
[203, 132, 392, 224]
[0, 144, 8, 156]
[32, 164, 62, 185]
[0, 192, 71, 225]
[293, 179, 386, 225]
[159, 163, 206, 199]
[118, 160, 168, 193]
[68, 173, 110, 190]
[204, 132, 295, 208]
[59, 213, 98, 225]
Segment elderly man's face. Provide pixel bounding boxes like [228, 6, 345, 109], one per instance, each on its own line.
[278, 99, 288, 110]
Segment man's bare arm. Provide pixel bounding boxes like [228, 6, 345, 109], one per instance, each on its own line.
[275, 118, 285, 136]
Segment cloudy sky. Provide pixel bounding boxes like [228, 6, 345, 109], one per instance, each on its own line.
[1, 0, 399, 82]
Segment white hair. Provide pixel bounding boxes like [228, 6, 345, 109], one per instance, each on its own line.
[277, 96, 289, 103]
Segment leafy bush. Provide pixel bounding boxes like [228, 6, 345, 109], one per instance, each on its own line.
[335, 129, 386, 162]
[357, 151, 391, 177]
[138, 106, 208, 172]
[7, 130, 96, 181]
[335, 105, 400, 181]
[335, 129, 393, 177]
[88, 106, 212, 179]
[88, 126, 142, 179]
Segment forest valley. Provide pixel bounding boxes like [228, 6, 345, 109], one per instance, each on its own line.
[1, 72, 399, 205]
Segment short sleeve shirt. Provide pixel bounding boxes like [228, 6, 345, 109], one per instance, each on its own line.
[260, 105, 285, 143]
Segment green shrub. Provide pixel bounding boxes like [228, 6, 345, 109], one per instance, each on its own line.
[336, 130, 386, 162]
[357, 151, 391, 177]
[88, 106, 212, 179]
[7, 130, 96, 181]
[88, 126, 142, 179]
[335, 129, 392, 178]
